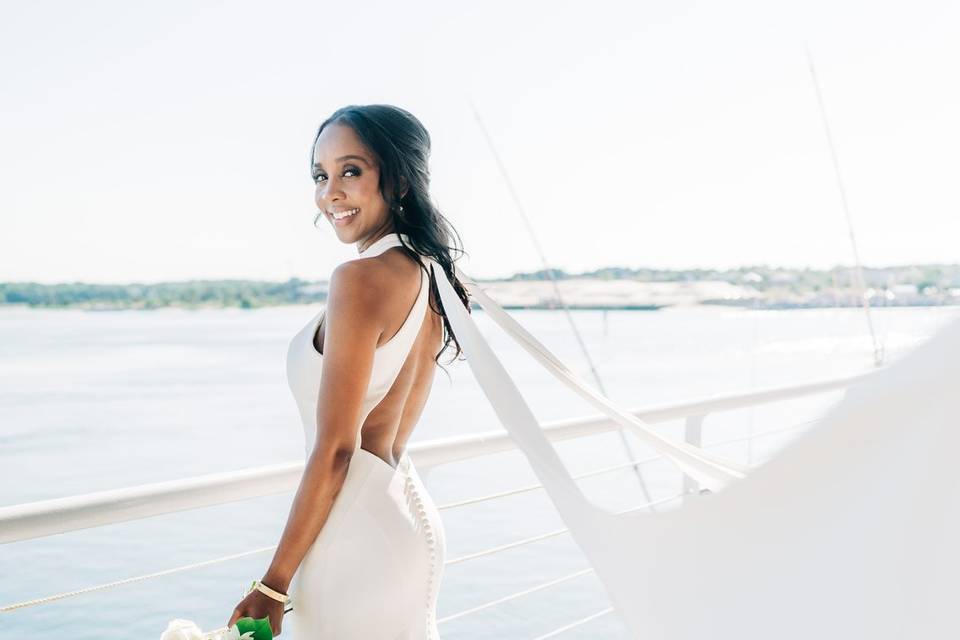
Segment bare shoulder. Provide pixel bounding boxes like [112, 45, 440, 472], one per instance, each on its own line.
[327, 259, 385, 317]
[326, 249, 423, 324]
[363, 246, 425, 298]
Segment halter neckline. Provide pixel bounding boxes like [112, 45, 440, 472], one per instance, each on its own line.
[358, 232, 410, 257]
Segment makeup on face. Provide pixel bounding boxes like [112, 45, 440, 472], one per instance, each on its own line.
[312, 124, 393, 242]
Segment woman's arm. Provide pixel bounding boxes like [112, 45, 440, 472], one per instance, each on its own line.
[260, 259, 388, 592]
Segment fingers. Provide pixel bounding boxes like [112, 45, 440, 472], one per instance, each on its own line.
[226, 608, 241, 629]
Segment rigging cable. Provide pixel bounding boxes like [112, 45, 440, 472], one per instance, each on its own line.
[465, 96, 658, 508]
[805, 44, 885, 368]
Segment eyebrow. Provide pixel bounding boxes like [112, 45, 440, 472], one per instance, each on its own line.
[312, 155, 370, 169]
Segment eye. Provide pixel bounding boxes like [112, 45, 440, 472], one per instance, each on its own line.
[313, 166, 361, 184]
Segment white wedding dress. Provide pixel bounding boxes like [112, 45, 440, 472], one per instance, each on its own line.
[284, 233, 446, 639]
[426, 240, 960, 639]
[283, 227, 960, 638]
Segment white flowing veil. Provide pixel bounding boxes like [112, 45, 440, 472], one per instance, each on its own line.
[427, 258, 960, 639]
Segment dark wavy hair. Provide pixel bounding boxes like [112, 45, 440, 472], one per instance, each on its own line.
[309, 104, 471, 372]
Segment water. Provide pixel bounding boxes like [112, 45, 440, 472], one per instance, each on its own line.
[1, 304, 956, 638]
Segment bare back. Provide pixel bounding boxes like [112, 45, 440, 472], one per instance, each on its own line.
[313, 246, 444, 468]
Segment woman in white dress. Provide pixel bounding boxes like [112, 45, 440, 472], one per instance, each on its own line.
[227, 104, 472, 638]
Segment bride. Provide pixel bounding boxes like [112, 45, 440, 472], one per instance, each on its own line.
[227, 104, 472, 638]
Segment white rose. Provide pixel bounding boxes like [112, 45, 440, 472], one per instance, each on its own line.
[160, 619, 204, 640]
[207, 627, 255, 640]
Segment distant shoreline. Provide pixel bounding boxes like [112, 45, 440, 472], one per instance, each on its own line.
[1, 300, 956, 312]
[3, 263, 958, 311]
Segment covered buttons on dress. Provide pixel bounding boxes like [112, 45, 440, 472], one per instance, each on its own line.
[404, 471, 440, 639]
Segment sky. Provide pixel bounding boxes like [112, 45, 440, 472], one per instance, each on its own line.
[1, 0, 957, 284]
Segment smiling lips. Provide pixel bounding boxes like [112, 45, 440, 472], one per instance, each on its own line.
[330, 208, 360, 220]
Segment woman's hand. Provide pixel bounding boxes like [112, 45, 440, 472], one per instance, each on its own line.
[227, 587, 286, 637]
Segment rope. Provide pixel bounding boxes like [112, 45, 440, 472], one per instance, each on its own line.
[436, 454, 663, 510]
[437, 567, 595, 624]
[0, 545, 277, 613]
[1, 455, 686, 613]
[465, 96, 657, 508]
[445, 492, 687, 566]
[529, 607, 616, 639]
[703, 417, 824, 449]
[805, 44, 885, 368]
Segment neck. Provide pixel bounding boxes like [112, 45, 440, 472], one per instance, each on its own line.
[357, 229, 399, 255]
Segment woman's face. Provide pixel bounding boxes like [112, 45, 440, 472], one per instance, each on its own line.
[312, 122, 394, 250]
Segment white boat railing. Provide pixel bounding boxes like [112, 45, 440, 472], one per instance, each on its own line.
[0, 370, 874, 635]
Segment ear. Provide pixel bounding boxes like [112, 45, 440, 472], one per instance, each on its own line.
[399, 175, 408, 199]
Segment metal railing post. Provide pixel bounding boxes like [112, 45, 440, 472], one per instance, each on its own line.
[683, 415, 705, 496]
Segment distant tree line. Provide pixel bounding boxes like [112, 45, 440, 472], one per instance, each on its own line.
[2, 264, 958, 309]
[0, 278, 325, 309]
[506, 264, 960, 294]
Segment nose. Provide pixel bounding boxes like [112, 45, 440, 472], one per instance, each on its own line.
[318, 173, 345, 207]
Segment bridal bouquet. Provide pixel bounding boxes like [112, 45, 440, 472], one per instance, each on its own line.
[160, 616, 273, 640]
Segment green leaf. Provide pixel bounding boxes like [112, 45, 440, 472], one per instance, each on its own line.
[234, 616, 273, 640]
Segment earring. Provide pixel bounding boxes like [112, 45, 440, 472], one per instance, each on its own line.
[313, 210, 324, 228]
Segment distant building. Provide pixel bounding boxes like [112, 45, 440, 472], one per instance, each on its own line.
[891, 284, 918, 296]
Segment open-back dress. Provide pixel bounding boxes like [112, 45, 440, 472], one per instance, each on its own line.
[284, 232, 446, 639]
